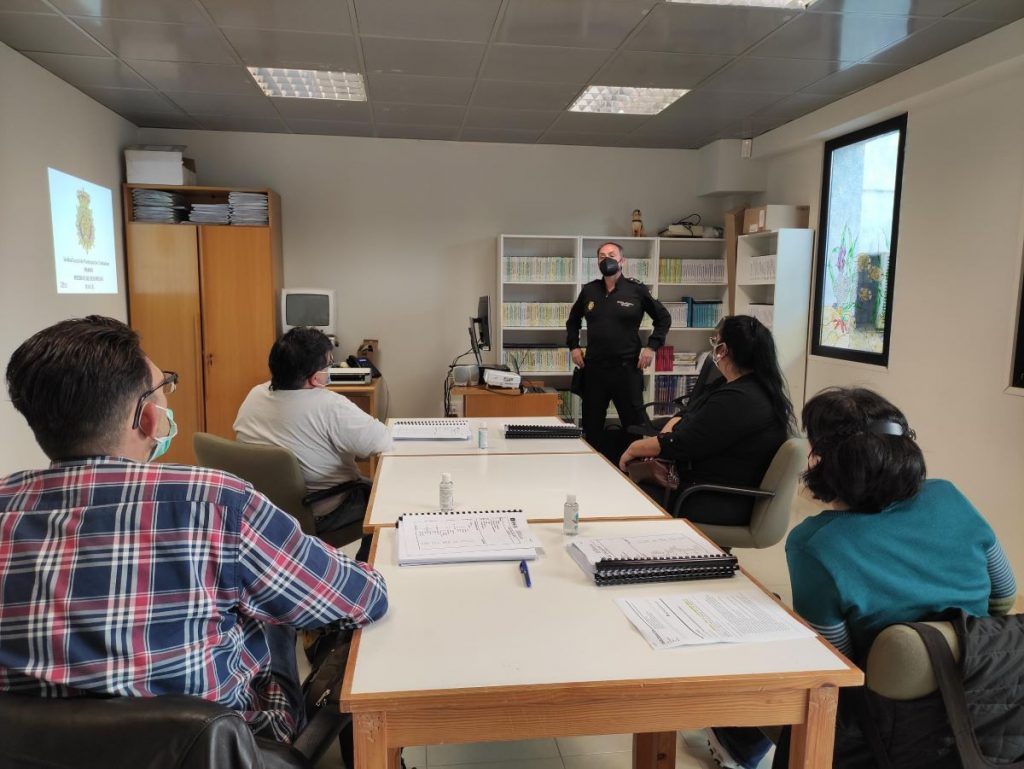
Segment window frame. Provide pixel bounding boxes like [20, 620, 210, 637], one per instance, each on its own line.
[811, 113, 908, 366]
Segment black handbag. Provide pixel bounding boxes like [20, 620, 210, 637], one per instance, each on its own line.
[570, 366, 585, 396]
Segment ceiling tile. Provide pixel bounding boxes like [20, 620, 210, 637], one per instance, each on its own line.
[122, 111, 201, 128]
[750, 12, 935, 62]
[0, 1, 52, 11]
[464, 107, 558, 130]
[471, 80, 581, 110]
[460, 126, 544, 143]
[127, 60, 260, 93]
[950, 0, 1024, 21]
[23, 51, 149, 88]
[869, 18, 1001, 65]
[700, 57, 840, 94]
[595, 50, 730, 88]
[748, 92, 832, 123]
[651, 90, 784, 125]
[539, 131, 622, 147]
[497, 0, 655, 49]
[808, 0, 971, 15]
[628, 113, 722, 139]
[0, 12, 107, 55]
[285, 119, 374, 136]
[627, 3, 797, 56]
[200, 0, 351, 34]
[361, 37, 486, 78]
[377, 124, 460, 140]
[800, 61, 903, 96]
[621, 133, 704, 149]
[481, 44, 607, 83]
[165, 90, 278, 116]
[355, 0, 502, 42]
[367, 73, 474, 106]
[196, 115, 288, 132]
[52, 0, 206, 23]
[73, 18, 236, 62]
[548, 111, 650, 134]
[221, 28, 359, 70]
[270, 96, 372, 120]
[80, 85, 180, 113]
[373, 102, 466, 126]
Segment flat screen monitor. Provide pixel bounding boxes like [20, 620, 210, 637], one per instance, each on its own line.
[472, 295, 491, 350]
[281, 288, 335, 336]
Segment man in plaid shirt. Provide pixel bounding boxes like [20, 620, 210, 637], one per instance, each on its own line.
[0, 316, 389, 743]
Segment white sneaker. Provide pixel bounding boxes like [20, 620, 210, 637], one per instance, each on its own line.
[705, 728, 747, 769]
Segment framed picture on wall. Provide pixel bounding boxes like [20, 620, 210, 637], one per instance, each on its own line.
[811, 114, 908, 366]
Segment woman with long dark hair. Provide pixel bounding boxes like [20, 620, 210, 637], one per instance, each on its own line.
[619, 314, 794, 524]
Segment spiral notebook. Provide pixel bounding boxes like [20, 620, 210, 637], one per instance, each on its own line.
[504, 424, 583, 440]
[568, 530, 737, 586]
[392, 419, 472, 441]
[396, 509, 539, 566]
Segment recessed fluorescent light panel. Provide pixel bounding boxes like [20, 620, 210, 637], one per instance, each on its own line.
[247, 67, 366, 101]
[569, 86, 688, 116]
[667, 0, 814, 7]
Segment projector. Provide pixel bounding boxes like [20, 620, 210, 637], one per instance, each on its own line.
[328, 367, 372, 385]
[482, 368, 521, 389]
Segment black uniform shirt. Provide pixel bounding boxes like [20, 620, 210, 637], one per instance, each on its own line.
[565, 277, 671, 361]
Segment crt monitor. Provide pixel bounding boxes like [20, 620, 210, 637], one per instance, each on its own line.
[281, 288, 335, 336]
[472, 295, 491, 350]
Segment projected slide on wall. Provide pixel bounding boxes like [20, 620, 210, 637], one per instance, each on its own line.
[47, 167, 117, 294]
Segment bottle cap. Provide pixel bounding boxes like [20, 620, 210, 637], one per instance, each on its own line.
[566, 494, 576, 503]
[441, 473, 451, 482]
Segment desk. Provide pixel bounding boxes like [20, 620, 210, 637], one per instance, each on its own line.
[451, 385, 560, 417]
[384, 417, 591, 457]
[342, 519, 863, 769]
[328, 379, 384, 475]
[365, 453, 667, 530]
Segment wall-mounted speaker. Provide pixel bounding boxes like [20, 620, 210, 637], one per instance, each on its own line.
[452, 365, 478, 386]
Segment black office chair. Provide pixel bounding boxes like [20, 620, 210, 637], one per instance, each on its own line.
[625, 354, 724, 438]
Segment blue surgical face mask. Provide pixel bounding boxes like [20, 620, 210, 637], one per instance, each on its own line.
[148, 404, 177, 461]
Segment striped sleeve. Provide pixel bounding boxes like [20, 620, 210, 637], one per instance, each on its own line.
[987, 541, 1017, 615]
[809, 620, 852, 657]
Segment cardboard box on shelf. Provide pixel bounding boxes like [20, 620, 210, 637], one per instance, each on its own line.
[742, 204, 809, 234]
[125, 145, 197, 185]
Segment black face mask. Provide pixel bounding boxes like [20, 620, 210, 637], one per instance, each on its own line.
[599, 258, 621, 277]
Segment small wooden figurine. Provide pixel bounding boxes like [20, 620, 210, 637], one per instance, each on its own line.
[631, 209, 644, 237]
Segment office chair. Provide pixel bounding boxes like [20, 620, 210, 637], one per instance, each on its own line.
[671, 437, 807, 550]
[626, 354, 724, 438]
[865, 621, 960, 700]
[193, 433, 365, 548]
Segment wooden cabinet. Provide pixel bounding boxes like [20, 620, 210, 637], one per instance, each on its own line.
[124, 185, 282, 464]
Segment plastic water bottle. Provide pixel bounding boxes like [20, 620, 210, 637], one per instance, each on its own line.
[563, 493, 579, 536]
[439, 473, 454, 511]
[477, 423, 489, 449]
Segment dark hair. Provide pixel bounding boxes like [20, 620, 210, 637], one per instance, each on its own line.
[801, 387, 925, 512]
[5, 316, 151, 460]
[596, 241, 623, 257]
[269, 327, 333, 390]
[717, 314, 795, 433]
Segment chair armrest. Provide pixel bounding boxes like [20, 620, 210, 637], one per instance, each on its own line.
[672, 484, 774, 517]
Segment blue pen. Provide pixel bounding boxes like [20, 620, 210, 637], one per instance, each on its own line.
[519, 559, 532, 588]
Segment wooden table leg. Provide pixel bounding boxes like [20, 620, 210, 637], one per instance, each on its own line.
[789, 686, 839, 769]
[354, 712, 400, 769]
[632, 732, 676, 769]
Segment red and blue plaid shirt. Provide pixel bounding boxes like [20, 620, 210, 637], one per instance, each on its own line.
[0, 456, 388, 741]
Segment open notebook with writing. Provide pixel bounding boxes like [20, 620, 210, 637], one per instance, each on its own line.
[568, 529, 737, 586]
[396, 510, 539, 566]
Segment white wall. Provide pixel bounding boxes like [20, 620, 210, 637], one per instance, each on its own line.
[136, 126, 716, 418]
[739, 21, 1024, 597]
[0, 43, 136, 474]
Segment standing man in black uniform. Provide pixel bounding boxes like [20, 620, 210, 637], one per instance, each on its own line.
[566, 241, 671, 451]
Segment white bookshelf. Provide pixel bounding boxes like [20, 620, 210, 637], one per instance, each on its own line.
[735, 228, 814, 408]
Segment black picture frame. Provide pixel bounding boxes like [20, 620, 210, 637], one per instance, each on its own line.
[811, 113, 908, 366]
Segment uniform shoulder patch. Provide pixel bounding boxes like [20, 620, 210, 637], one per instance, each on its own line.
[626, 276, 644, 285]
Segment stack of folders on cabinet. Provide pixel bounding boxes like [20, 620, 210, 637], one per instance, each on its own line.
[396, 509, 538, 566]
[228, 191, 269, 225]
[568, 528, 737, 586]
[504, 424, 583, 439]
[132, 189, 187, 222]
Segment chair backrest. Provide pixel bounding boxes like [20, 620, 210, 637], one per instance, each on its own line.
[193, 433, 315, 535]
[866, 621, 960, 700]
[693, 436, 807, 549]
[0, 693, 310, 769]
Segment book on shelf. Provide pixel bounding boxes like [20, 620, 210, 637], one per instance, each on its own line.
[503, 347, 570, 372]
[567, 529, 738, 586]
[677, 297, 722, 329]
[503, 256, 575, 282]
[655, 345, 674, 372]
[502, 302, 573, 327]
[746, 303, 774, 330]
[658, 258, 725, 284]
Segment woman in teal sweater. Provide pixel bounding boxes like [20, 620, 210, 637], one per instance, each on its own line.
[710, 387, 1016, 769]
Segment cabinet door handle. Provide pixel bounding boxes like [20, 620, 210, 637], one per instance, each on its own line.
[206, 352, 214, 367]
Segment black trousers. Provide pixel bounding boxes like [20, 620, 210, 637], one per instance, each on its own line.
[580, 360, 646, 451]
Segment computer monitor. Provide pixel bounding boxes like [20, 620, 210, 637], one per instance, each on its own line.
[472, 295, 491, 351]
[281, 288, 336, 337]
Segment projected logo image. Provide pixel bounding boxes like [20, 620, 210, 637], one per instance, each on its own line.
[76, 189, 96, 253]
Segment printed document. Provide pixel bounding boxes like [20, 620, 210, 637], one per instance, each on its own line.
[398, 510, 538, 565]
[568, 529, 723, 576]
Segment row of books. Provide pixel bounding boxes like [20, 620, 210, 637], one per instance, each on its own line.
[663, 302, 689, 327]
[503, 256, 575, 282]
[502, 347, 571, 372]
[743, 255, 777, 282]
[582, 257, 651, 283]
[665, 297, 724, 329]
[502, 302, 573, 327]
[746, 303, 774, 330]
[652, 374, 699, 414]
[659, 258, 725, 284]
[654, 346, 698, 373]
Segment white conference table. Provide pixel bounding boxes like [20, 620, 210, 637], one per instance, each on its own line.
[342, 519, 863, 769]
[384, 417, 591, 456]
[365, 452, 668, 531]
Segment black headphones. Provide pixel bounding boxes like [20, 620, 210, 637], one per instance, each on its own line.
[866, 420, 906, 436]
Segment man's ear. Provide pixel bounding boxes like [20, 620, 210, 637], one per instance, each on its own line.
[137, 401, 159, 438]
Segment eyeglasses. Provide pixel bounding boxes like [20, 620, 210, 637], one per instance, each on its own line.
[708, 336, 721, 350]
[132, 370, 178, 430]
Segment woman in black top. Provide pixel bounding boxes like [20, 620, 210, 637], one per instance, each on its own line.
[619, 315, 795, 524]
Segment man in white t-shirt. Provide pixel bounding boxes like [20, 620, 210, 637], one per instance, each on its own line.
[234, 327, 391, 551]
